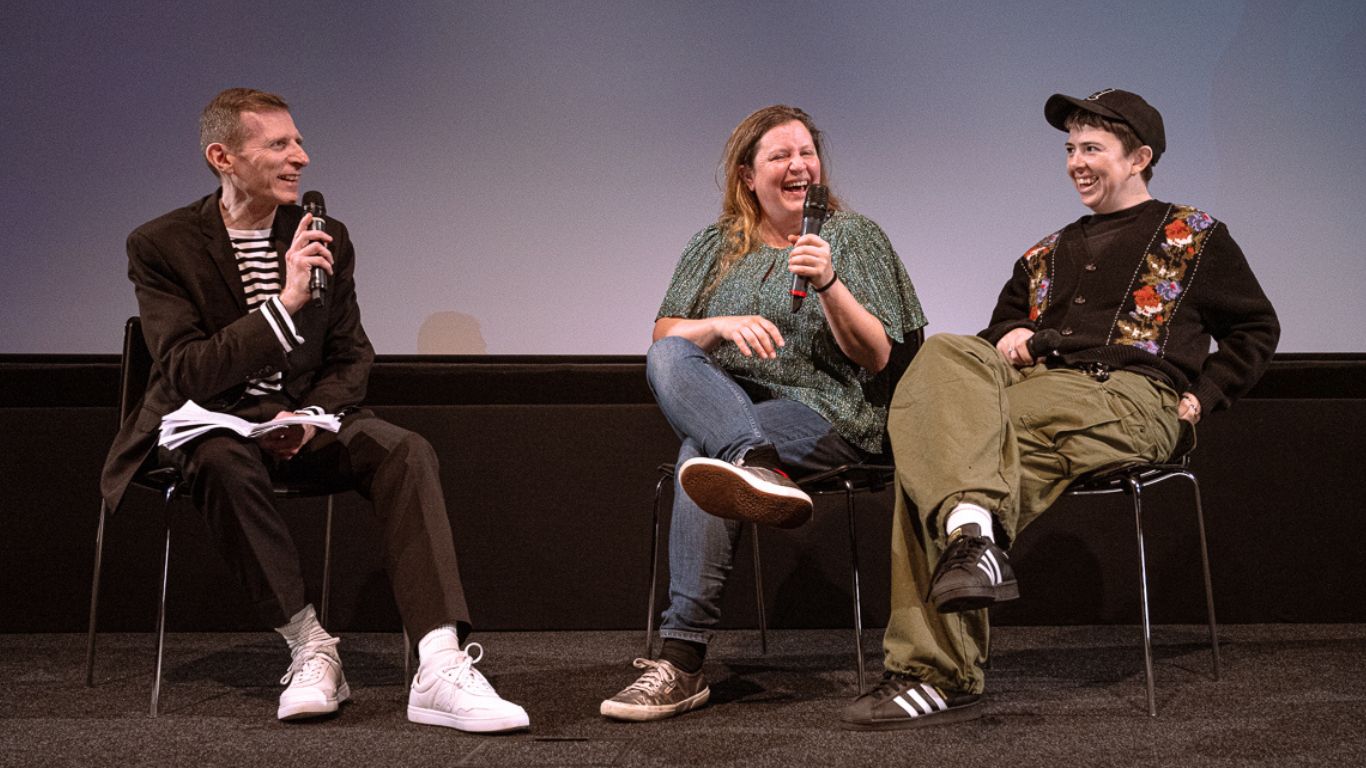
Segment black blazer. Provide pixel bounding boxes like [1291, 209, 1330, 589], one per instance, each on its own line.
[99, 191, 374, 511]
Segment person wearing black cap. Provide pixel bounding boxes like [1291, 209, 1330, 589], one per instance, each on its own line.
[840, 89, 1279, 729]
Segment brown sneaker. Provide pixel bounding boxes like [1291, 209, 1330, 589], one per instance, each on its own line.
[599, 658, 710, 721]
[678, 457, 813, 528]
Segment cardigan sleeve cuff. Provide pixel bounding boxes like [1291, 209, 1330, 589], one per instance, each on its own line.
[1189, 379, 1228, 415]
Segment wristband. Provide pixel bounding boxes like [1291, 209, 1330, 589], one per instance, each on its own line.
[813, 271, 839, 293]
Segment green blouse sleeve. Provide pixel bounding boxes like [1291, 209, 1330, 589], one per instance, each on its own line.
[656, 225, 726, 320]
[824, 212, 926, 343]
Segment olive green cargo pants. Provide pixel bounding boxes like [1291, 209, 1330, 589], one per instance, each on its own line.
[882, 334, 1181, 694]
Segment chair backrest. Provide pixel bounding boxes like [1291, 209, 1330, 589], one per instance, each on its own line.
[886, 326, 925, 391]
[118, 316, 154, 424]
[870, 326, 925, 457]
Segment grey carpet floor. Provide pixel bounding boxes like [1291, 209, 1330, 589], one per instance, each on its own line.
[2, 625, 1363, 767]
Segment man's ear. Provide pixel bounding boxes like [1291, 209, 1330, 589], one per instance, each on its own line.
[205, 142, 232, 176]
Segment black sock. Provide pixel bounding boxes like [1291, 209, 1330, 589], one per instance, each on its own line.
[740, 443, 782, 471]
[658, 638, 706, 674]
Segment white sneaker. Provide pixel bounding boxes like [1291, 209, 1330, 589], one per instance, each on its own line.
[407, 642, 530, 733]
[278, 636, 350, 720]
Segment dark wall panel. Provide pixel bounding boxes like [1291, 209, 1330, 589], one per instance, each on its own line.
[1, 358, 1362, 633]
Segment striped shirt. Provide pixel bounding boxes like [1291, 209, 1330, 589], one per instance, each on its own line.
[227, 228, 305, 398]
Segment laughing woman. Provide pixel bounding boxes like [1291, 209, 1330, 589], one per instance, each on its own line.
[600, 105, 926, 721]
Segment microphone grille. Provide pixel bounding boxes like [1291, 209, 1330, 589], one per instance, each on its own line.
[302, 190, 326, 215]
[805, 184, 829, 211]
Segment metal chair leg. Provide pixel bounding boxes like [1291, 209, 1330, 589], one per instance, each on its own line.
[1186, 471, 1221, 680]
[844, 479, 866, 693]
[404, 629, 412, 684]
[751, 523, 767, 655]
[1130, 477, 1158, 717]
[315, 494, 413, 685]
[85, 501, 109, 687]
[151, 485, 175, 718]
[321, 495, 334, 626]
[644, 473, 668, 659]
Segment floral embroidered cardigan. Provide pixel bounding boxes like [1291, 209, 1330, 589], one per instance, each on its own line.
[980, 199, 1280, 412]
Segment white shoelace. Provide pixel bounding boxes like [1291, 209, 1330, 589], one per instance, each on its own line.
[280, 636, 341, 686]
[623, 658, 679, 693]
[431, 642, 496, 695]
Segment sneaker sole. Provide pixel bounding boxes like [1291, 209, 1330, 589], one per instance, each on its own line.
[679, 459, 812, 528]
[840, 697, 983, 731]
[407, 704, 530, 733]
[278, 681, 351, 721]
[599, 686, 710, 722]
[931, 581, 1020, 613]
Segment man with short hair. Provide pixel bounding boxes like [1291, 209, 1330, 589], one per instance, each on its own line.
[100, 87, 529, 732]
[841, 89, 1280, 729]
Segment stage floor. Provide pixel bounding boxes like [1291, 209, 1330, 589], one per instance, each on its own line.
[5, 625, 1364, 767]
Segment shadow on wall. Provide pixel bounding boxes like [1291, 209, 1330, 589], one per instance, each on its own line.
[418, 311, 488, 354]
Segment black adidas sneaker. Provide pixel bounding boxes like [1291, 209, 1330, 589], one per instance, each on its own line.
[928, 523, 1019, 612]
[840, 673, 982, 730]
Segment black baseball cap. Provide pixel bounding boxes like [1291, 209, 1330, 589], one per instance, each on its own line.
[1045, 89, 1165, 165]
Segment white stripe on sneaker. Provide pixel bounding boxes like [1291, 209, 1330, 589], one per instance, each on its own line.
[920, 684, 949, 711]
[977, 550, 1002, 584]
[910, 686, 946, 714]
[892, 694, 922, 717]
[893, 684, 948, 719]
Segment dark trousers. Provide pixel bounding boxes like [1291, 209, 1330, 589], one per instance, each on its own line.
[166, 409, 470, 641]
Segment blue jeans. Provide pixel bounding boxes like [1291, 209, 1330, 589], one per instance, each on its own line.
[646, 336, 862, 644]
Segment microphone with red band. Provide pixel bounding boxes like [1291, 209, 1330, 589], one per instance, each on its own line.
[302, 190, 328, 308]
[790, 184, 829, 313]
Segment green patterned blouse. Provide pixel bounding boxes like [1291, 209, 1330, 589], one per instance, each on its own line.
[656, 210, 926, 453]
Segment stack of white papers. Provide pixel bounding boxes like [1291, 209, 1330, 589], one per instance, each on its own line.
[158, 400, 342, 450]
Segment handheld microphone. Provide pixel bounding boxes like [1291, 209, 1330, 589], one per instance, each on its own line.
[790, 184, 829, 312]
[302, 191, 328, 307]
[1026, 328, 1064, 361]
